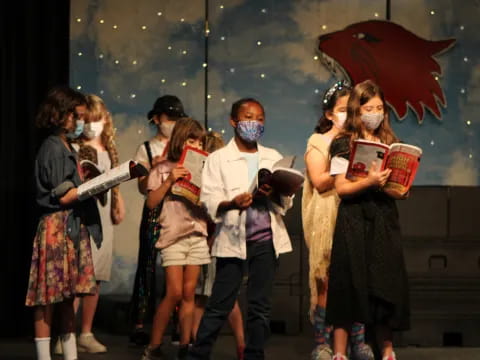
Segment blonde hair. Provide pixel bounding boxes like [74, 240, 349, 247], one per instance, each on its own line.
[204, 131, 225, 153]
[77, 94, 121, 218]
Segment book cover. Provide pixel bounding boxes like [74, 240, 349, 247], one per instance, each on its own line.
[171, 146, 209, 204]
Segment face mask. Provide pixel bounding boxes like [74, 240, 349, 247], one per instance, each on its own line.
[83, 121, 104, 139]
[361, 112, 384, 130]
[66, 120, 85, 139]
[333, 112, 347, 129]
[160, 122, 175, 139]
[236, 120, 264, 143]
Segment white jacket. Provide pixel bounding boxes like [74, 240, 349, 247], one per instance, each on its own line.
[200, 138, 293, 259]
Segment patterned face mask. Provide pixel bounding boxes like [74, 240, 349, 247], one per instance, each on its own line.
[236, 120, 264, 143]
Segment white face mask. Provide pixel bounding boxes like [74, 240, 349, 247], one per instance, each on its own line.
[83, 121, 104, 139]
[160, 122, 175, 139]
[361, 112, 384, 130]
[333, 111, 347, 129]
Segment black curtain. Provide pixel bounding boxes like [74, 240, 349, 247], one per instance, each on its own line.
[0, 0, 70, 337]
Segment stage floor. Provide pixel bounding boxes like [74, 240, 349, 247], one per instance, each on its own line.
[1, 331, 479, 360]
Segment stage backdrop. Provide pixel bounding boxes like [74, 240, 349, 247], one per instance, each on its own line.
[70, 0, 479, 294]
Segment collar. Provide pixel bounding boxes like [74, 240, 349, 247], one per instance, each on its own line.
[224, 137, 276, 162]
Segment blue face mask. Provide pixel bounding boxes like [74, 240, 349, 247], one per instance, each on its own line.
[236, 120, 264, 143]
[66, 119, 85, 139]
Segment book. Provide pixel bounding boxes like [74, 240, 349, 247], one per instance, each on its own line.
[171, 146, 209, 204]
[77, 159, 148, 201]
[248, 155, 305, 197]
[346, 139, 422, 196]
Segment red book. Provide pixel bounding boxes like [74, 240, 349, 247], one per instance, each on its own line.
[346, 139, 422, 197]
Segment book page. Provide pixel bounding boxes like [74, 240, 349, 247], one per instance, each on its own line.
[272, 155, 296, 172]
[77, 160, 132, 201]
[347, 140, 390, 178]
[180, 146, 208, 187]
[270, 168, 305, 196]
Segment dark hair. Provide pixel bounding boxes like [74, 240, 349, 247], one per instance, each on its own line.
[147, 95, 187, 120]
[35, 86, 86, 130]
[314, 80, 351, 133]
[230, 98, 265, 119]
[341, 79, 398, 145]
[167, 118, 205, 162]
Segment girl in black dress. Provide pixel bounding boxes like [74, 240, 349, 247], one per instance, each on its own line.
[327, 80, 410, 360]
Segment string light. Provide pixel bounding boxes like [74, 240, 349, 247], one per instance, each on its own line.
[230, 68, 235, 73]
[130, 94, 136, 99]
[466, 120, 471, 126]
[78, 52, 83, 56]
[167, 46, 172, 50]
[207, 94, 212, 99]
[430, 10, 435, 15]
[257, 41, 262, 46]
[76, 18, 82, 23]
[181, 81, 187, 87]
[430, 140, 435, 146]
[220, 36, 226, 40]
[469, 154, 473, 159]
[182, 50, 188, 55]
[113, 25, 118, 29]
[99, 19, 105, 24]
[322, 25, 327, 30]
[141, 25, 147, 30]
[261, 8, 267, 14]
[221, 98, 226, 103]
[180, 18, 185, 22]
[202, 63, 208, 68]
[260, 73, 266, 78]
[132, 60, 137, 65]
[464, 57, 469, 62]
[314, 89, 320, 94]
[99, 54, 104, 59]
[161, 79, 166, 83]
[435, 76, 439, 81]
[374, 12, 379, 17]
[460, 88, 465, 94]
[219, 5, 224, 9]
[221, 129, 225, 134]
[313, 55, 319, 60]
[100, 90, 104, 95]
[157, 12, 162, 16]
[76, 85, 82, 90]
[208, 127, 212, 131]
[114, 60, 120, 64]
[460, 25, 465, 30]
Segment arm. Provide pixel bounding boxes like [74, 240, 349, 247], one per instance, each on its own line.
[58, 187, 79, 206]
[335, 161, 391, 198]
[137, 175, 149, 195]
[145, 165, 189, 210]
[112, 190, 126, 224]
[305, 146, 335, 193]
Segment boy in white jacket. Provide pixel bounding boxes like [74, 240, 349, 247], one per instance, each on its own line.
[188, 98, 294, 360]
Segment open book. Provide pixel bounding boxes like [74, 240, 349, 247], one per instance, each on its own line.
[77, 160, 148, 201]
[248, 155, 305, 197]
[346, 139, 422, 196]
[171, 146, 209, 204]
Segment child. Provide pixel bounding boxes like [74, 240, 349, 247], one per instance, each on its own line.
[192, 131, 246, 360]
[304, 80, 364, 360]
[25, 86, 101, 360]
[141, 118, 211, 360]
[72, 94, 125, 353]
[326, 80, 410, 360]
[130, 95, 187, 345]
[188, 98, 295, 360]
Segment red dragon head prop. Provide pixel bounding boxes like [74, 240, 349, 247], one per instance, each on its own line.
[318, 20, 455, 122]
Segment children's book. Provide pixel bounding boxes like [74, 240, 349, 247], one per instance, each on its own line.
[171, 146, 209, 204]
[346, 139, 422, 196]
[77, 159, 148, 201]
[248, 155, 305, 198]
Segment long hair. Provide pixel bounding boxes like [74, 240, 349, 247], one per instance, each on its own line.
[314, 81, 351, 134]
[167, 118, 205, 162]
[204, 131, 225, 153]
[340, 79, 398, 145]
[35, 86, 86, 131]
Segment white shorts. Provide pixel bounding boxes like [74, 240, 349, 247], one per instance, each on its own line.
[161, 234, 211, 267]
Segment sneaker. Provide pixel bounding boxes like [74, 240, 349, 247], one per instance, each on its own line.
[177, 344, 189, 360]
[53, 337, 63, 355]
[130, 328, 150, 346]
[311, 344, 333, 360]
[350, 343, 374, 360]
[382, 352, 396, 360]
[77, 332, 107, 353]
[141, 345, 166, 360]
[333, 354, 348, 360]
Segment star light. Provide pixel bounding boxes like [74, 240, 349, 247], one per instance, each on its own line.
[261, 8, 267, 14]
[207, 94, 212, 99]
[114, 60, 120, 64]
[141, 25, 147, 30]
[430, 10, 435, 15]
[260, 73, 266, 78]
[221, 98, 226, 103]
[130, 94, 136, 99]
[460, 25, 465, 30]
[219, 5, 224, 9]
[76, 85, 82, 90]
[78, 52, 83, 56]
[464, 57, 469, 62]
[374, 12, 379, 17]
[161, 79, 166, 83]
[100, 90, 104, 95]
[322, 25, 327, 30]
[202, 63, 208, 68]
[76, 18, 82, 23]
[313, 55, 319, 60]
[460, 88, 465, 94]
[430, 140, 435, 146]
[99, 54, 104, 59]
[466, 120, 471, 126]
[221, 36, 226, 41]
[314, 89, 320, 94]
[132, 60, 137, 65]
[257, 41, 262, 46]
[113, 25, 118, 29]
[99, 19, 105, 24]
[157, 12, 163, 16]
[181, 81, 187, 87]
[182, 50, 188, 55]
